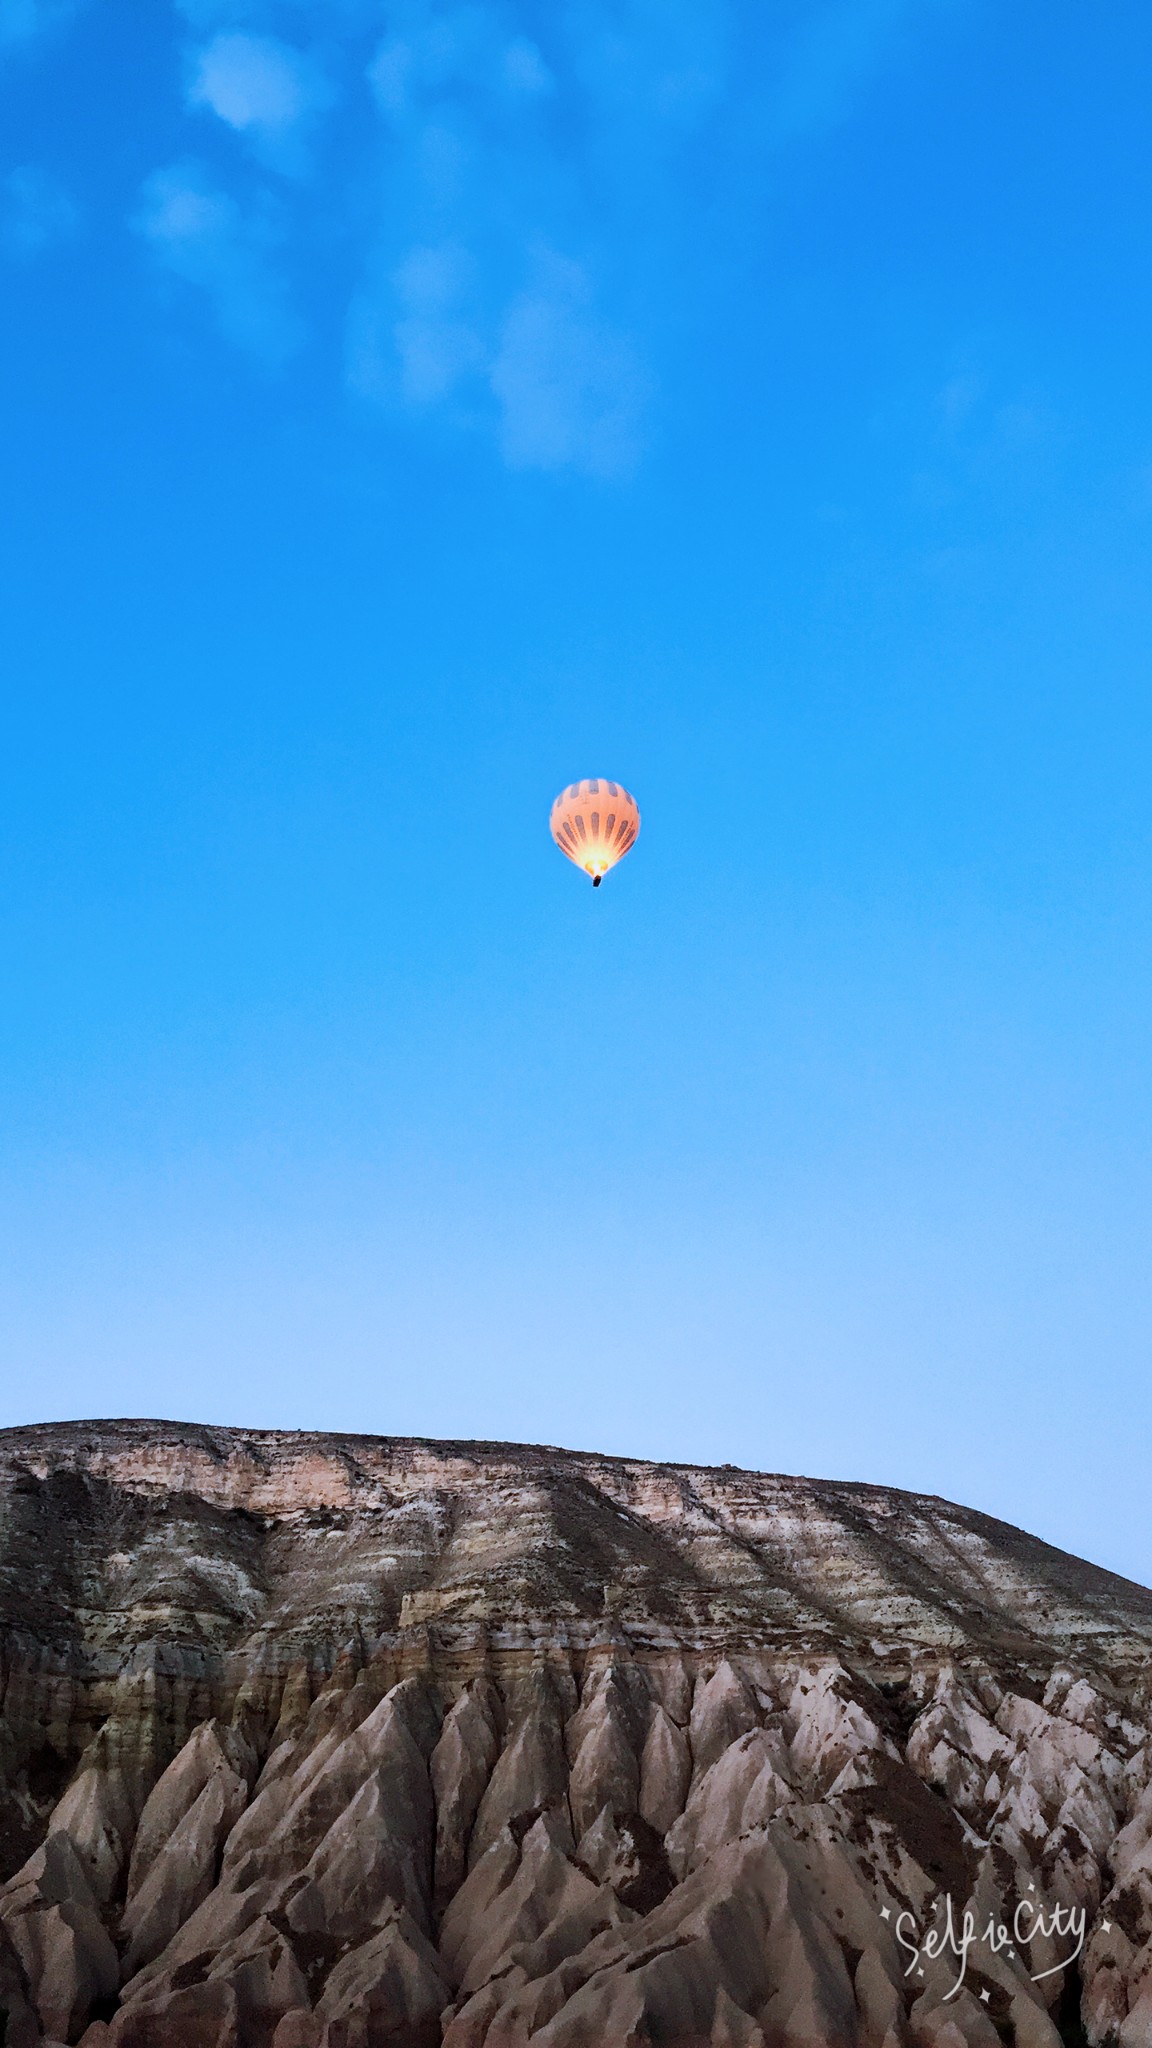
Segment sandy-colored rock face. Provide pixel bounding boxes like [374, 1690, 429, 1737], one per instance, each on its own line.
[1, 1423, 1151, 2045]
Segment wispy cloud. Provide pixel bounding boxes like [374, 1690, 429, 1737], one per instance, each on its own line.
[122, 0, 962, 474]
[348, 231, 646, 475]
[2, 164, 77, 253]
[342, 0, 719, 474]
[491, 252, 647, 477]
[563, 0, 729, 129]
[187, 30, 333, 172]
[367, 5, 556, 121]
[349, 237, 485, 410]
[135, 161, 302, 366]
[391, 242, 483, 405]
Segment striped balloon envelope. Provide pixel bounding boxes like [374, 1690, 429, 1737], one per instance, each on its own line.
[550, 778, 640, 885]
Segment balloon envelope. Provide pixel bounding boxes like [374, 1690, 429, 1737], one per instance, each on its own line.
[550, 778, 640, 884]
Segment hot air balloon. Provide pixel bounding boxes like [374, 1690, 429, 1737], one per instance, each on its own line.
[550, 778, 640, 885]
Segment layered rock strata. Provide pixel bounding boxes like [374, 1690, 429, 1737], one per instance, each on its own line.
[0, 1421, 1150, 2047]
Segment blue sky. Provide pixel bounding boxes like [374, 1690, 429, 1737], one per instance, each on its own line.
[2, 0, 1152, 1582]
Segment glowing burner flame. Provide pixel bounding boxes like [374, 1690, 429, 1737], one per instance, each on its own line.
[550, 778, 641, 885]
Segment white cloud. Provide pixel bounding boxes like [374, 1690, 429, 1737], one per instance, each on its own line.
[367, 8, 554, 125]
[490, 253, 646, 478]
[562, 0, 729, 128]
[187, 29, 333, 174]
[190, 30, 326, 130]
[2, 165, 77, 253]
[130, 0, 956, 477]
[352, 2, 679, 473]
[503, 36, 553, 99]
[348, 239, 482, 410]
[393, 242, 484, 404]
[135, 161, 302, 366]
[348, 230, 646, 479]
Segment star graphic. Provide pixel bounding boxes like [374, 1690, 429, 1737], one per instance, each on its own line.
[880, 1907, 891, 1921]
[1027, 1881, 1035, 1892]
[917, 1967, 924, 1978]
[1102, 1921, 1112, 1933]
[980, 1989, 991, 2004]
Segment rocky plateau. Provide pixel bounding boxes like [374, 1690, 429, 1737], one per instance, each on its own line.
[1, 1420, 1151, 2048]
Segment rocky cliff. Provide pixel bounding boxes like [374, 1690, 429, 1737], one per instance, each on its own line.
[1, 1421, 1150, 2048]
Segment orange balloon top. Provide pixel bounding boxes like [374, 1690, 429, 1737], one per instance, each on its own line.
[550, 778, 640, 885]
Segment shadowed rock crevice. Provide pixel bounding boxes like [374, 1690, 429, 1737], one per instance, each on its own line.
[1, 1422, 1151, 2047]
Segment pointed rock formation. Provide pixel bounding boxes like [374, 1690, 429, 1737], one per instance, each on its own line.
[3, 1420, 1152, 2044]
